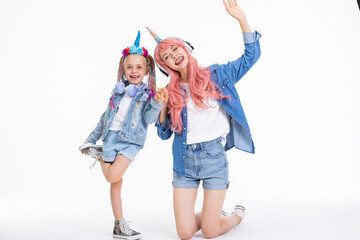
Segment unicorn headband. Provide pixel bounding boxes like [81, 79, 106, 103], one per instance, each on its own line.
[146, 27, 194, 77]
[117, 30, 156, 99]
[122, 30, 149, 58]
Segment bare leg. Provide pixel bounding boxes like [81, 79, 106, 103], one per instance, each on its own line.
[173, 188, 200, 240]
[111, 178, 123, 220]
[99, 155, 131, 183]
[200, 189, 240, 239]
[99, 155, 130, 221]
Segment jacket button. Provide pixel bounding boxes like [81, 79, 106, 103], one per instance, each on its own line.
[183, 156, 185, 158]
[183, 142, 185, 144]
[184, 114, 187, 116]
[120, 135, 124, 138]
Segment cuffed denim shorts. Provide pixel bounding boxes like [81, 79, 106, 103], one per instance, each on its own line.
[172, 137, 229, 190]
[102, 130, 141, 163]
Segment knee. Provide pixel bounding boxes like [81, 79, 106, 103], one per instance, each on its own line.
[177, 229, 195, 240]
[202, 229, 219, 239]
[105, 173, 122, 184]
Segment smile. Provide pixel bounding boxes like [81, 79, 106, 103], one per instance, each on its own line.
[175, 56, 184, 65]
[129, 75, 139, 80]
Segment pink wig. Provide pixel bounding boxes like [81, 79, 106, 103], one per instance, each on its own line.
[155, 38, 228, 133]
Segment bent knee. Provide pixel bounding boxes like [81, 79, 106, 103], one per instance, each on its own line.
[105, 173, 122, 183]
[177, 229, 195, 240]
[202, 229, 220, 239]
[177, 233, 194, 240]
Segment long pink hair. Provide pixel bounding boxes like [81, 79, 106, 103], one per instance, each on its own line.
[155, 38, 228, 133]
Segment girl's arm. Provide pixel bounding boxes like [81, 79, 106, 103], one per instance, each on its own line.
[85, 111, 105, 144]
[143, 98, 163, 125]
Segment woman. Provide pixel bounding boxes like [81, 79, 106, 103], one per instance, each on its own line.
[150, 0, 261, 238]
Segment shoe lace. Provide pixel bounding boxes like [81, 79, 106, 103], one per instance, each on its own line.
[89, 158, 98, 169]
[88, 149, 101, 169]
[121, 220, 135, 235]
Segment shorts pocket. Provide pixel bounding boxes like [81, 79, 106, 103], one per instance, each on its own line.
[202, 142, 225, 159]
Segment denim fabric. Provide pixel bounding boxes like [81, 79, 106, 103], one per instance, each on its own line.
[172, 138, 229, 190]
[102, 130, 142, 162]
[85, 82, 163, 147]
[156, 32, 261, 176]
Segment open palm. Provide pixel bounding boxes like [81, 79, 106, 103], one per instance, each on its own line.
[222, 0, 246, 21]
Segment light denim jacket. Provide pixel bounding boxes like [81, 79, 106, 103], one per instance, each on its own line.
[86, 82, 163, 147]
[156, 32, 261, 176]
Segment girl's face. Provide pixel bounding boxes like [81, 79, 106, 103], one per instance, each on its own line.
[160, 45, 188, 73]
[124, 54, 149, 86]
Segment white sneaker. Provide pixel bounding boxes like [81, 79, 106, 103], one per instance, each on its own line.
[79, 143, 102, 159]
[79, 143, 103, 169]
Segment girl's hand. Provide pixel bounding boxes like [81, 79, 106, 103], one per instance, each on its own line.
[154, 87, 169, 103]
[222, 0, 251, 33]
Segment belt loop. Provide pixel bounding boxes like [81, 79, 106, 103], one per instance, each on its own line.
[200, 142, 204, 151]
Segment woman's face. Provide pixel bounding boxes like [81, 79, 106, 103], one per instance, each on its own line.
[159, 45, 188, 73]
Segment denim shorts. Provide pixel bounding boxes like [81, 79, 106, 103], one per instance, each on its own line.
[102, 130, 142, 163]
[172, 137, 229, 190]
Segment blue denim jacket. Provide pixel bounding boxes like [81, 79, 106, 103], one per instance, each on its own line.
[156, 32, 261, 176]
[86, 82, 163, 147]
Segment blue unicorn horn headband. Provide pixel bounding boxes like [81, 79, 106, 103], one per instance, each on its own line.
[122, 30, 149, 58]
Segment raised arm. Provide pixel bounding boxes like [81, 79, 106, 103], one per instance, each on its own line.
[222, 0, 251, 33]
[216, 0, 261, 84]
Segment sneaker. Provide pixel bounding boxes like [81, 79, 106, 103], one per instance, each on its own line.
[221, 210, 228, 217]
[79, 143, 103, 169]
[79, 143, 103, 157]
[231, 205, 245, 224]
[113, 219, 142, 240]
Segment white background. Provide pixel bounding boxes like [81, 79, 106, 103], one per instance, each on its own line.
[1, 0, 360, 239]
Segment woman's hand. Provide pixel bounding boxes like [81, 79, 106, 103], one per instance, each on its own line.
[156, 87, 169, 124]
[222, 0, 251, 33]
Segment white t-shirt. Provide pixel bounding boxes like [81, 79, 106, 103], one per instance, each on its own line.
[182, 83, 230, 146]
[109, 86, 134, 131]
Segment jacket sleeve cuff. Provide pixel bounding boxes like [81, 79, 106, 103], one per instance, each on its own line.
[150, 99, 163, 110]
[155, 116, 169, 128]
[243, 31, 262, 44]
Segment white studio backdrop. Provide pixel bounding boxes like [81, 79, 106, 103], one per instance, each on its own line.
[1, 0, 360, 239]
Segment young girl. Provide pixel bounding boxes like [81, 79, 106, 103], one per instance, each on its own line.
[149, 0, 261, 239]
[79, 31, 165, 239]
